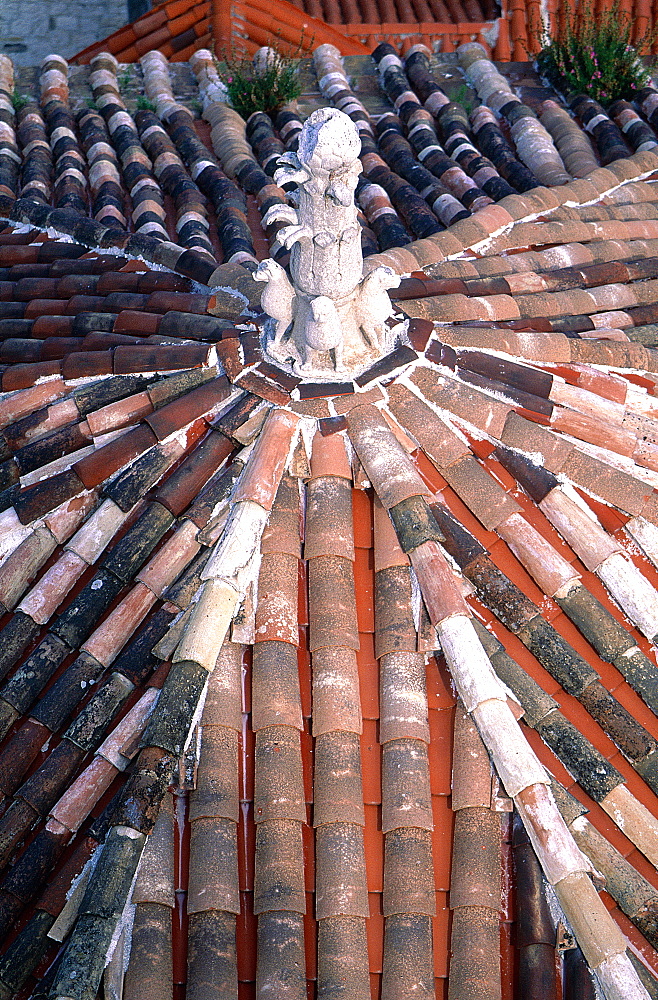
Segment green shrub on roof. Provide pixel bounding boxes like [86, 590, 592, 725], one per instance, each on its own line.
[536, 1, 655, 104]
[217, 45, 303, 120]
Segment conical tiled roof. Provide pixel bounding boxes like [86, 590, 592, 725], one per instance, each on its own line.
[71, 0, 508, 64]
[70, 0, 658, 68]
[1, 36, 658, 1000]
[73, 0, 372, 65]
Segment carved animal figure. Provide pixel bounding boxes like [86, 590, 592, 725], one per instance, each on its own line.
[299, 295, 344, 373]
[254, 258, 296, 354]
[274, 109, 363, 301]
[354, 266, 401, 348]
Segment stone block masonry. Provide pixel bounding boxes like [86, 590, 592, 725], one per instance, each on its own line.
[0, 0, 140, 67]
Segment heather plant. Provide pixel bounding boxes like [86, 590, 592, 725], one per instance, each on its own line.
[217, 45, 302, 119]
[536, 1, 655, 104]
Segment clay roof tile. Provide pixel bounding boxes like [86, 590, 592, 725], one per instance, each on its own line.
[4, 39, 658, 1000]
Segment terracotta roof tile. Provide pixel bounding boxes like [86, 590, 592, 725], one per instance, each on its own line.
[2, 38, 658, 1000]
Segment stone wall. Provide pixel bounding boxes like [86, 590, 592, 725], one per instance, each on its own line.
[1, 0, 143, 67]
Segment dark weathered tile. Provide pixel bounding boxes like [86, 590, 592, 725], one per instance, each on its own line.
[383, 827, 435, 917]
[315, 822, 368, 919]
[347, 403, 430, 508]
[354, 346, 418, 387]
[141, 659, 208, 757]
[308, 557, 359, 653]
[186, 911, 237, 1000]
[190, 726, 240, 824]
[312, 646, 362, 737]
[256, 911, 306, 1000]
[298, 381, 354, 400]
[448, 907, 501, 998]
[305, 477, 355, 561]
[450, 807, 502, 909]
[123, 903, 174, 1000]
[254, 726, 306, 823]
[317, 917, 370, 1000]
[379, 652, 429, 743]
[382, 914, 434, 1000]
[313, 731, 365, 827]
[187, 817, 240, 914]
[102, 503, 174, 582]
[254, 819, 306, 915]
[254, 553, 299, 645]
[252, 641, 303, 732]
[381, 738, 433, 833]
[0, 611, 42, 683]
[374, 568, 416, 659]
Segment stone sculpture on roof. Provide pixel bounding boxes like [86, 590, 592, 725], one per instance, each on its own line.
[255, 107, 400, 375]
[6, 29, 658, 1000]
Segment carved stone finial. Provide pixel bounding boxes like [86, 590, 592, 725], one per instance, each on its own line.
[256, 107, 401, 377]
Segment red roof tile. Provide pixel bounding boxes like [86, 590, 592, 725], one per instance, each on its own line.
[2, 34, 658, 1000]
